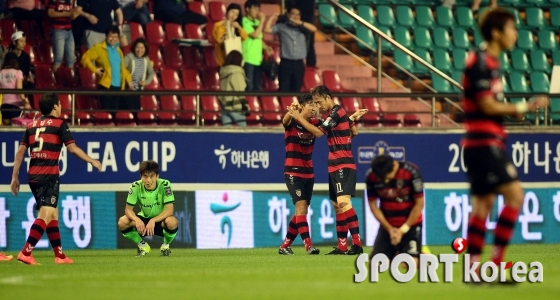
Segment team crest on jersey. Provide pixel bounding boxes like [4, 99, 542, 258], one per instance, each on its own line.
[323, 117, 332, 126]
[128, 188, 133, 195]
[296, 189, 301, 197]
[51, 196, 56, 204]
[396, 180, 404, 189]
[164, 186, 172, 196]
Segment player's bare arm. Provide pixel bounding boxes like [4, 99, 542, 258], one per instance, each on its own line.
[145, 204, 174, 237]
[66, 143, 102, 171]
[368, 198, 393, 232]
[282, 100, 300, 127]
[288, 107, 324, 137]
[392, 197, 424, 246]
[478, 95, 550, 119]
[125, 204, 145, 235]
[349, 109, 368, 121]
[10, 145, 28, 196]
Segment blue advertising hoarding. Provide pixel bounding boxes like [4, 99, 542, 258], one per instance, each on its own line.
[1, 131, 559, 184]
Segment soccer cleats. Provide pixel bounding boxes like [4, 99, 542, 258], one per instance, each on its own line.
[346, 245, 364, 255]
[278, 247, 294, 255]
[0, 253, 13, 261]
[160, 244, 171, 256]
[307, 246, 320, 255]
[55, 256, 74, 264]
[325, 247, 347, 255]
[136, 242, 151, 257]
[17, 252, 39, 265]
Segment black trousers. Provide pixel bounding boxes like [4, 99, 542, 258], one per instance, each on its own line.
[98, 85, 122, 112]
[278, 58, 305, 93]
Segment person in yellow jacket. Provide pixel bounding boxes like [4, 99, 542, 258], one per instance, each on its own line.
[212, 3, 248, 67]
[81, 25, 133, 113]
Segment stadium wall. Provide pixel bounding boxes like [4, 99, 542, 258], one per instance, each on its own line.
[1, 129, 558, 250]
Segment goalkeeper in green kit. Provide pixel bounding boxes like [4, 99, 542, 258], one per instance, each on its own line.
[117, 160, 179, 256]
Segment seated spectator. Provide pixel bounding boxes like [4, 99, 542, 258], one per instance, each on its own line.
[154, 0, 207, 26]
[77, 0, 123, 49]
[118, 0, 151, 26]
[81, 26, 133, 113]
[47, 0, 81, 72]
[7, 0, 45, 35]
[123, 38, 154, 112]
[219, 50, 247, 127]
[212, 3, 248, 67]
[0, 53, 30, 125]
[8, 31, 34, 90]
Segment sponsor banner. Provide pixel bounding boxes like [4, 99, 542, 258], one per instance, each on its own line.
[252, 191, 365, 247]
[195, 190, 254, 249]
[115, 191, 196, 249]
[1, 131, 559, 184]
[0, 192, 116, 251]
[364, 187, 560, 246]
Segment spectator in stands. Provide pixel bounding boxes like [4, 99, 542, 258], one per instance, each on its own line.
[292, 0, 315, 67]
[0, 53, 30, 125]
[7, 0, 45, 34]
[77, 0, 123, 49]
[212, 3, 248, 67]
[219, 50, 247, 127]
[123, 38, 154, 112]
[265, 6, 316, 93]
[81, 26, 133, 113]
[441, 0, 497, 12]
[8, 31, 34, 91]
[154, 0, 207, 26]
[48, 0, 81, 73]
[118, 0, 151, 26]
[241, 0, 271, 92]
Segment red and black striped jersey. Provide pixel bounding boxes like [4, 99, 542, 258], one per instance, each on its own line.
[318, 104, 356, 173]
[461, 49, 506, 149]
[284, 118, 320, 178]
[365, 162, 424, 227]
[20, 116, 75, 182]
[48, 0, 76, 30]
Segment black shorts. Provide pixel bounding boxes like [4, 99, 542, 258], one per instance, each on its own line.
[370, 223, 422, 259]
[29, 180, 60, 211]
[136, 214, 165, 237]
[328, 168, 356, 201]
[284, 174, 314, 205]
[464, 146, 518, 195]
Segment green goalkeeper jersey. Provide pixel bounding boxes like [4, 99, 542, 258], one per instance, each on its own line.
[126, 178, 175, 218]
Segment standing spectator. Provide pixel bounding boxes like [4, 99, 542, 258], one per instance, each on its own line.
[81, 26, 133, 112]
[212, 3, 248, 67]
[219, 50, 247, 127]
[295, 0, 316, 67]
[7, 0, 45, 33]
[154, 0, 207, 26]
[8, 31, 34, 90]
[123, 38, 154, 112]
[265, 6, 316, 93]
[0, 54, 29, 125]
[241, 0, 266, 92]
[47, 0, 81, 72]
[118, 0, 151, 26]
[76, 0, 123, 49]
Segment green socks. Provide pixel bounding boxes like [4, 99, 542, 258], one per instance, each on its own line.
[163, 227, 178, 244]
[121, 227, 142, 244]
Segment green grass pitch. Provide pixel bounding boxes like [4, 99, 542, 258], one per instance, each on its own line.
[1, 244, 559, 300]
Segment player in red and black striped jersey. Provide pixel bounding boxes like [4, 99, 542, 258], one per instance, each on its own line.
[288, 85, 368, 255]
[461, 9, 549, 272]
[366, 155, 424, 265]
[10, 93, 101, 265]
[47, 0, 81, 72]
[278, 93, 321, 255]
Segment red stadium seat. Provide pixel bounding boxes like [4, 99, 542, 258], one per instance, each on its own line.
[302, 68, 321, 92]
[205, 21, 217, 44]
[160, 68, 183, 90]
[24, 44, 36, 66]
[58, 94, 72, 121]
[137, 112, 158, 126]
[202, 46, 219, 68]
[200, 95, 221, 126]
[129, 22, 145, 41]
[181, 69, 203, 90]
[201, 67, 220, 90]
[19, 20, 42, 45]
[75, 95, 98, 126]
[182, 46, 204, 69]
[94, 112, 115, 126]
[280, 96, 297, 112]
[184, 24, 205, 40]
[361, 97, 383, 127]
[35, 65, 58, 89]
[383, 114, 402, 127]
[144, 72, 161, 90]
[159, 95, 181, 125]
[179, 95, 197, 125]
[340, 97, 362, 115]
[322, 70, 356, 92]
[55, 66, 78, 88]
[208, 1, 226, 22]
[140, 95, 159, 111]
[163, 43, 183, 69]
[145, 21, 166, 45]
[188, 1, 207, 17]
[260, 96, 282, 126]
[0, 20, 16, 44]
[148, 44, 164, 71]
[36, 43, 53, 66]
[115, 112, 137, 126]
[164, 23, 184, 42]
[138, 95, 160, 125]
[245, 96, 262, 126]
[78, 67, 97, 89]
[403, 114, 421, 127]
[262, 77, 279, 91]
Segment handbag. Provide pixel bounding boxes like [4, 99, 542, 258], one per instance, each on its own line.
[224, 21, 242, 55]
[261, 57, 278, 80]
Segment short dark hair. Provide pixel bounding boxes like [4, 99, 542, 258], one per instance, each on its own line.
[227, 3, 243, 22]
[244, 0, 260, 10]
[310, 85, 332, 99]
[2, 54, 18, 70]
[479, 8, 515, 42]
[106, 25, 120, 36]
[130, 38, 149, 57]
[370, 154, 394, 180]
[298, 93, 313, 106]
[224, 50, 243, 66]
[287, 5, 300, 14]
[139, 160, 159, 176]
[39, 93, 60, 116]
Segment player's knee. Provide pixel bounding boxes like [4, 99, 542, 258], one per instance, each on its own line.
[294, 201, 308, 215]
[117, 215, 130, 230]
[338, 201, 352, 213]
[164, 216, 178, 229]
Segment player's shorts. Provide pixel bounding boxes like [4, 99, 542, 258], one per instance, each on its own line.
[136, 214, 165, 237]
[328, 168, 356, 201]
[29, 180, 60, 211]
[464, 146, 518, 195]
[370, 223, 422, 259]
[284, 174, 314, 205]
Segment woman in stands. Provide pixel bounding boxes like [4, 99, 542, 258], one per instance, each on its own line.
[123, 38, 154, 113]
[212, 3, 248, 67]
[219, 50, 247, 127]
[0, 53, 30, 125]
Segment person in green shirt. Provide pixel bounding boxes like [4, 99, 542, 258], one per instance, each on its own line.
[117, 160, 179, 256]
[241, 0, 272, 92]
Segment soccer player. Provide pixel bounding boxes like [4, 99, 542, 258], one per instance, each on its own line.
[365, 155, 424, 266]
[278, 93, 321, 255]
[288, 85, 367, 255]
[117, 160, 179, 257]
[10, 93, 102, 265]
[462, 8, 549, 271]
